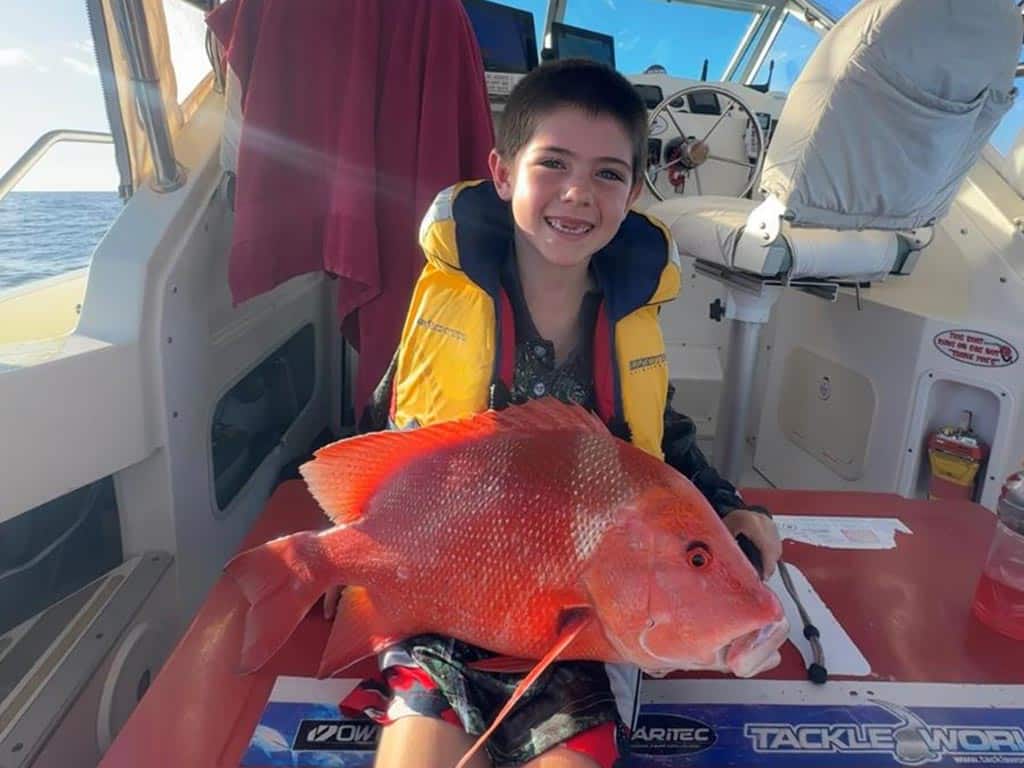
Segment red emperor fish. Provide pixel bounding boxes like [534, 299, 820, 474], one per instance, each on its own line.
[226, 399, 788, 761]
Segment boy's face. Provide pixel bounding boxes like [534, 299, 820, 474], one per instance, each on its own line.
[490, 107, 641, 271]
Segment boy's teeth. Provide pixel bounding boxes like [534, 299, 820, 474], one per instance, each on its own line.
[547, 218, 593, 234]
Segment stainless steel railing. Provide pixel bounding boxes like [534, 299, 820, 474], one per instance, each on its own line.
[0, 131, 114, 204]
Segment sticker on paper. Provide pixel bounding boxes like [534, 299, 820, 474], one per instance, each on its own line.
[773, 516, 912, 550]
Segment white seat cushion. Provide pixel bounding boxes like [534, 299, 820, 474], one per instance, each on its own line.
[647, 195, 899, 281]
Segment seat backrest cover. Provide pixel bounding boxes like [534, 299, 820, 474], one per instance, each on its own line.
[761, 0, 1021, 231]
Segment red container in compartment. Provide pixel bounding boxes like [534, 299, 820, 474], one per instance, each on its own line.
[927, 412, 988, 501]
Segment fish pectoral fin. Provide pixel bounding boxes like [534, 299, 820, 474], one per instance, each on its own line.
[317, 586, 397, 678]
[454, 607, 594, 768]
[226, 531, 336, 674]
[466, 656, 535, 674]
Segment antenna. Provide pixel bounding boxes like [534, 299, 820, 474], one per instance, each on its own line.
[700, 58, 709, 81]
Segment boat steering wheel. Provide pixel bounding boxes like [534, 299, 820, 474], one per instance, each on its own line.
[643, 84, 767, 201]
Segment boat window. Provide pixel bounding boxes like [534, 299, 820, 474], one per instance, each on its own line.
[0, 6, 122, 326]
[212, 324, 317, 513]
[751, 12, 822, 94]
[727, 10, 774, 84]
[162, 0, 212, 105]
[986, 72, 1024, 198]
[563, 0, 756, 79]
[0, 477, 123, 637]
[812, 0, 858, 22]
[989, 77, 1024, 158]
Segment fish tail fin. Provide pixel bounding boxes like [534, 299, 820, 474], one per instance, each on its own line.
[225, 531, 340, 673]
[455, 608, 594, 768]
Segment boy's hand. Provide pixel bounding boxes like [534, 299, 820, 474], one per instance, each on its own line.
[723, 509, 782, 579]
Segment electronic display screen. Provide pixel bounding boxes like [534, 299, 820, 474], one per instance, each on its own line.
[634, 84, 664, 110]
[463, 0, 538, 74]
[687, 91, 720, 115]
[550, 22, 615, 69]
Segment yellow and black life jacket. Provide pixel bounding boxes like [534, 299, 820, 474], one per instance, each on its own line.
[387, 180, 680, 459]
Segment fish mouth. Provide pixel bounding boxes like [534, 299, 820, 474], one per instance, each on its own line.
[724, 618, 789, 677]
[640, 617, 789, 678]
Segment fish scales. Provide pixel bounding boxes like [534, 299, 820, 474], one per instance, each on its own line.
[225, 398, 787, 686]
[356, 430, 636, 655]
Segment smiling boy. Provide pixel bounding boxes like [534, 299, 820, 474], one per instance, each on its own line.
[347, 59, 781, 768]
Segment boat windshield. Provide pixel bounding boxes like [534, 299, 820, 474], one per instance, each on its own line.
[562, 0, 758, 81]
[751, 10, 824, 93]
[162, 0, 214, 104]
[813, 0, 859, 20]
[490, 0, 847, 90]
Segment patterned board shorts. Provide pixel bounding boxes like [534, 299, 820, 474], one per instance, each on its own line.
[339, 634, 630, 767]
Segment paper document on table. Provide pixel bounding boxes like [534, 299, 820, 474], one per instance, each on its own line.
[774, 515, 912, 549]
[767, 562, 872, 677]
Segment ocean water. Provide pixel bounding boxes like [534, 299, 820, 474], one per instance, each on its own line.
[0, 191, 123, 292]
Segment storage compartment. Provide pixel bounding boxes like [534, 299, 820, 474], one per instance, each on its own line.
[211, 324, 316, 511]
[777, 347, 876, 481]
[0, 477, 122, 636]
[911, 377, 1001, 503]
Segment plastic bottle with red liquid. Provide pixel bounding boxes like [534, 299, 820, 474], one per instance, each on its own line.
[971, 470, 1024, 640]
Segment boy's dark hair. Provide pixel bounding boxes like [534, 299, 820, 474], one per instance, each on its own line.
[496, 59, 648, 185]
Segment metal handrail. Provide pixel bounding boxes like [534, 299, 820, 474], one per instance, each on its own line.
[0, 130, 113, 204]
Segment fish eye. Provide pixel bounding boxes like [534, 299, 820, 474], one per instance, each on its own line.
[686, 542, 712, 569]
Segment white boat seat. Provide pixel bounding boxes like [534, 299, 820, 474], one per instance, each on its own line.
[646, 0, 1019, 289]
[650, 0, 1020, 486]
[648, 195, 925, 283]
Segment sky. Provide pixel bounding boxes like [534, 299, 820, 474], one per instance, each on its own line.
[0, 0, 207, 192]
[2, 0, 1020, 191]
[0, 0, 119, 191]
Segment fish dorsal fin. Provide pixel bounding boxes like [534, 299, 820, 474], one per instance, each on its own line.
[454, 607, 594, 768]
[300, 398, 608, 526]
[488, 397, 609, 437]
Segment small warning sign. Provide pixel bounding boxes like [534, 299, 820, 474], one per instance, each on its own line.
[933, 329, 1019, 368]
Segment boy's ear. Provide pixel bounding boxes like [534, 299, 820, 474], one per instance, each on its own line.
[489, 149, 514, 201]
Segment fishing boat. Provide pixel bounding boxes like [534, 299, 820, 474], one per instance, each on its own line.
[2, 0, 1023, 765]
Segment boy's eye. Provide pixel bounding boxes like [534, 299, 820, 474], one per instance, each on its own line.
[598, 169, 626, 182]
[539, 158, 565, 169]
